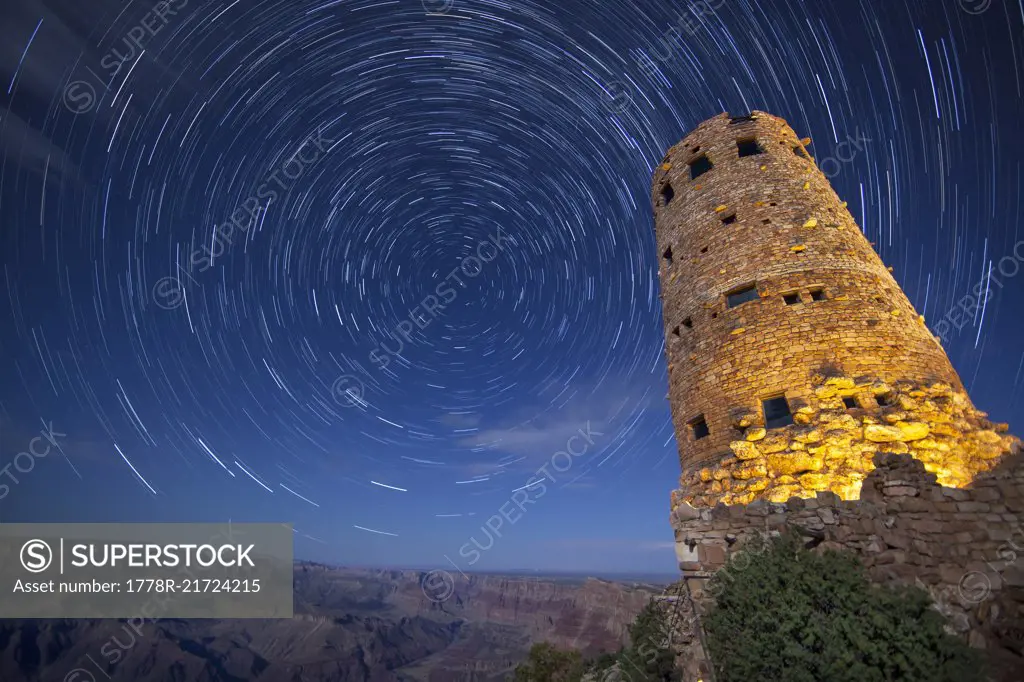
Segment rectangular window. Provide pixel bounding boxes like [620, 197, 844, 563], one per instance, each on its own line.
[727, 283, 759, 308]
[762, 396, 794, 429]
[876, 392, 894, 407]
[809, 288, 827, 302]
[662, 245, 674, 264]
[737, 138, 764, 157]
[729, 114, 756, 124]
[661, 182, 675, 205]
[682, 317, 693, 329]
[842, 396, 858, 409]
[690, 415, 710, 440]
[689, 154, 713, 180]
[783, 292, 801, 305]
[721, 212, 737, 225]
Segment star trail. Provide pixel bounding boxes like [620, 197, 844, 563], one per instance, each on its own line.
[1, 0, 1022, 572]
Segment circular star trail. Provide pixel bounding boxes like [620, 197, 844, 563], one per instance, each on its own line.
[1, 0, 1022, 569]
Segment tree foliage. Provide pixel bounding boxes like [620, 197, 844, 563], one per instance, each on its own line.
[511, 597, 683, 682]
[703, 531, 984, 682]
[513, 642, 586, 682]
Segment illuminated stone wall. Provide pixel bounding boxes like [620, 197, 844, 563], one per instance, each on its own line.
[651, 111, 1020, 507]
[669, 452, 1024, 681]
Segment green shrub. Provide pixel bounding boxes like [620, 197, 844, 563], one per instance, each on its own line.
[513, 642, 586, 682]
[703, 532, 984, 682]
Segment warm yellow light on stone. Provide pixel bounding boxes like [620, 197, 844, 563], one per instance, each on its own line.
[653, 112, 1021, 511]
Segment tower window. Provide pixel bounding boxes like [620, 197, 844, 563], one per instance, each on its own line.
[809, 288, 827, 302]
[842, 396, 858, 409]
[737, 138, 764, 157]
[727, 283, 759, 308]
[700, 246, 709, 253]
[721, 212, 737, 225]
[783, 292, 801, 305]
[729, 114, 755, 124]
[690, 415, 710, 440]
[682, 317, 693, 329]
[762, 396, 794, 429]
[661, 182, 675, 205]
[671, 326, 681, 338]
[762, 218, 772, 225]
[876, 392, 894, 407]
[662, 246, 674, 264]
[689, 154, 713, 180]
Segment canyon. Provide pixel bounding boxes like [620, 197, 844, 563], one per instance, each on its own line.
[0, 564, 664, 681]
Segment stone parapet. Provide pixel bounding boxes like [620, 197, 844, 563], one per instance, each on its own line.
[670, 451, 1024, 681]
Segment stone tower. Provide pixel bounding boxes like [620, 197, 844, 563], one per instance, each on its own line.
[652, 111, 1019, 509]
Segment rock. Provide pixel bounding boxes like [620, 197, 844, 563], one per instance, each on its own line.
[732, 460, 767, 480]
[976, 430, 1003, 445]
[673, 501, 701, 522]
[865, 424, 902, 442]
[745, 427, 766, 442]
[760, 434, 790, 454]
[793, 428, 823, 444]
[799, 473, 831, 490]
[895, 421, 930, 441]
[824, 376, 856, 389]
[730, 440, 762, 460]
[768, 453, 824, 476]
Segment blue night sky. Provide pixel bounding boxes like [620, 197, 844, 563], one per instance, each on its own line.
[1, 0, 1023, 575]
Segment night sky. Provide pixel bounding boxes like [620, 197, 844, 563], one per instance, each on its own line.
[1, 0, 1023, 574]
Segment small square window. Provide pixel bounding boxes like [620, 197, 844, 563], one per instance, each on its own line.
[727, 284, 759, 309]
[682, 317, 693, 328]
[661, 182, 675, 205]
[876, 392, 894, 407]
[662, 246, 674, 263]
[762, 396, 793, 429]
[690, 415, 710, 440]
[842, 396, 858, 409]
[721, 213, 737, 225]
[689, 154, 713, 180]
[809, 288, 827, 302]
[762, 218, 772, 225]
[783, 292, 801, 306]
[729, 114, 755, 124]
[700, 246, 709, 253]
[671, 326, 681, 337]
[737, 138, 764, 157]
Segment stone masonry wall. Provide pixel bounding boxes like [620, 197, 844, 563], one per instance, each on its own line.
[668, 372, 1019, 508]
[670, 452, 1024, 681]
[650, 111, 1005, 505]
